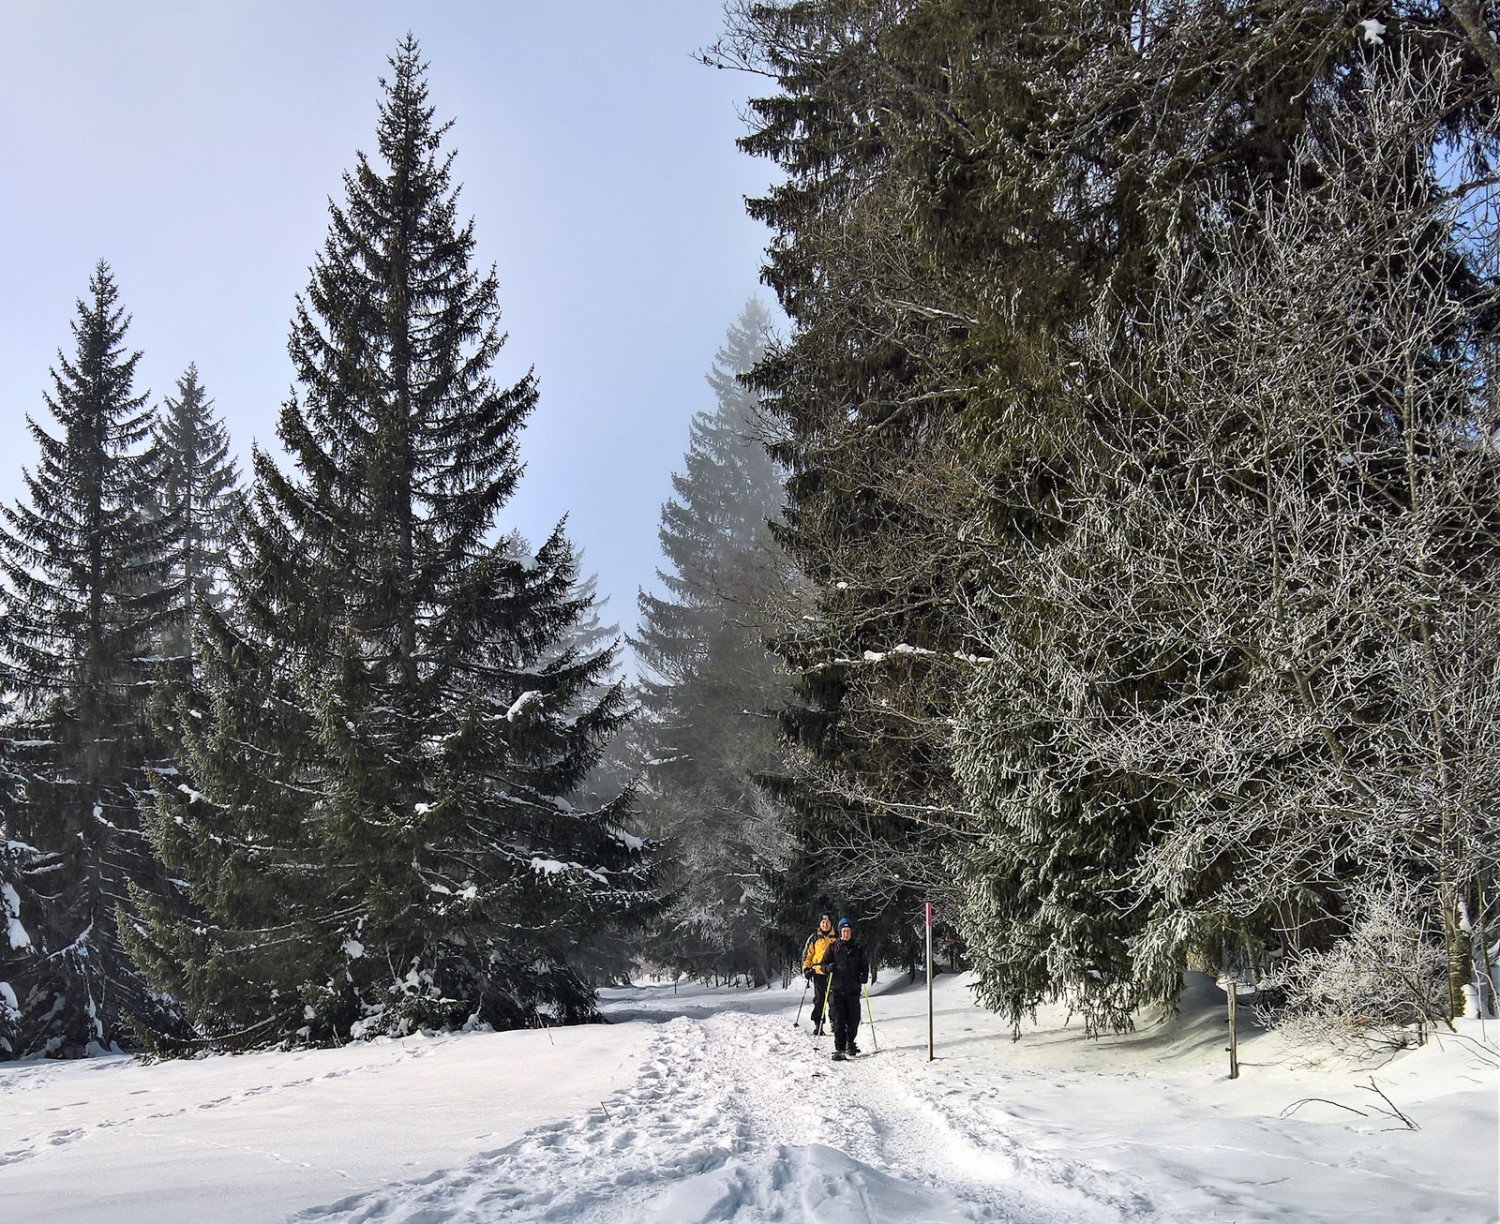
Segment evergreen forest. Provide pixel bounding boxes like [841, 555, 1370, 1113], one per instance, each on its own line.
[3, 6, 1499, 1060]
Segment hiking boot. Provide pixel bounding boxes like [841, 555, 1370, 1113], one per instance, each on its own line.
[848, 1043, 861, 1056]
[832, 1049, 846, 1062]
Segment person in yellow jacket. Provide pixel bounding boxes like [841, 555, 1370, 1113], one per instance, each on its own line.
[801, 913, 837, 1036]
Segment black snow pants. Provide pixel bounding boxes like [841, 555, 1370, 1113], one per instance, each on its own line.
[829, 990, 862, 1052]
[811, 972, 831, 1026]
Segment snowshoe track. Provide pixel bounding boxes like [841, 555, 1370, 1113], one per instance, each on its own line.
[297, 1009, 1164, 1222]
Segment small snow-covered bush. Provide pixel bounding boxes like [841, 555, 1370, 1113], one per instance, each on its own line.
[1258, 878, 1449, 1055]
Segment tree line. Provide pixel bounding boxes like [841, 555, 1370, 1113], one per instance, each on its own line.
[5, 6, 1498, 1060]
[0, 39, 650, 1058]
[684, 0, 1500, 1044]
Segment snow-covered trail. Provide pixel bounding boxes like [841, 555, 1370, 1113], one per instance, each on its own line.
[296, 1007, 1147, 1223]
[293, 975, 1499, 1224]
[2, 974, 1494, 1222]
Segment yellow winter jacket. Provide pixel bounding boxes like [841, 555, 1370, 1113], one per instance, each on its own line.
[803, 929, 836, 974]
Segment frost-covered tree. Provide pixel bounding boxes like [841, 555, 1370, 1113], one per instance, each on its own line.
[128, 39, 651, 1047]
[1258, 876, 1453, 1053]
[630, 300, 794, 982]
[0, 263, 183, 1056]
[722, 0, 1500, 1026]
[926, 2, 1423, 1035]
[1130, 53, 1500, 1023]
[956, 44, 1500, 1033]
[152, 363, 241, 666]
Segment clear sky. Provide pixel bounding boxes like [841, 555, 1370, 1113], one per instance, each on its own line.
[0, 1, 775, 657]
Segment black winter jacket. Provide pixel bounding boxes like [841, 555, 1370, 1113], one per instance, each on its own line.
[819, 937, 871, 995]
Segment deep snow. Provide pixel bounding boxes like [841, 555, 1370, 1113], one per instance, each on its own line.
[0, 973, 1495, 1222]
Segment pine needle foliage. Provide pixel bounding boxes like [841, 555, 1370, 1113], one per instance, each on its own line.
[722, 0, 1500, 1034]
[129, 39, 651, 1047]
[151, 364, 242, 667]
[0, 263, 184, 1057]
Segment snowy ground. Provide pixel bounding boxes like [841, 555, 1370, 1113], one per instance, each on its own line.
[0, 973, 1495, 1222]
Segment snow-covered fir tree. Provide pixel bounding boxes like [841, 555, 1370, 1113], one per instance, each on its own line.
[127, 39, 651, 1047]
[0, 263, 183, 1057]
[151, 363, 242, 667]
[722, 1, 990, 970]
[0, 700, 32, 1057]
[630, 300, 794, 984]
[501, 542, 644, 989]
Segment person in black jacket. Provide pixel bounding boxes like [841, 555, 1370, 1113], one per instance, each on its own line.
[818, 917, 872, 1059]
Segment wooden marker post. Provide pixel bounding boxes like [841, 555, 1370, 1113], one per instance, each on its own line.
[926, 901, 934, 1061]
[1227, 978, 1239, 1080]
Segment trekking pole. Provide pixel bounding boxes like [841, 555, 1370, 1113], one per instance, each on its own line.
[862, 983, 879, 1053]
[794, 975, 810, 1028]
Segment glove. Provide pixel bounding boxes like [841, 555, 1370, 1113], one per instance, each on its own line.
[804, 969, 814, 982]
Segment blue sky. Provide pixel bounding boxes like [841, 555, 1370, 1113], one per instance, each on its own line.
[0, 1, 776, 656]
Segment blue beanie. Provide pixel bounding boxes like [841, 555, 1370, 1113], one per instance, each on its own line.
[837, 917, 851, 929]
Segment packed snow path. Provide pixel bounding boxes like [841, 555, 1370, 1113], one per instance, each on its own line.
[1, 974, 1493, 1222]
[291, 975, 1499, 1224]
[297, 1008, 1146, 1223]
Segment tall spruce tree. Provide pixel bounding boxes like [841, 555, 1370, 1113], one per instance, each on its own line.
[128, 39, 651, 1046]
[630, 300, 793, 983]
[0, 263, 182, 1057]
[716, 0, 1006, 972]
[725, 0, 1500, 1033]
[152, 364, 242, 667]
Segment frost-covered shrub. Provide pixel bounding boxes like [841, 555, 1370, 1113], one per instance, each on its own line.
[1258, 879, 1448, 1055]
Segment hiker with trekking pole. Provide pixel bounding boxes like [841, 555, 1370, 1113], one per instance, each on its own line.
[797, 913, 837, 1036]
[819, 917, 875, 1061]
